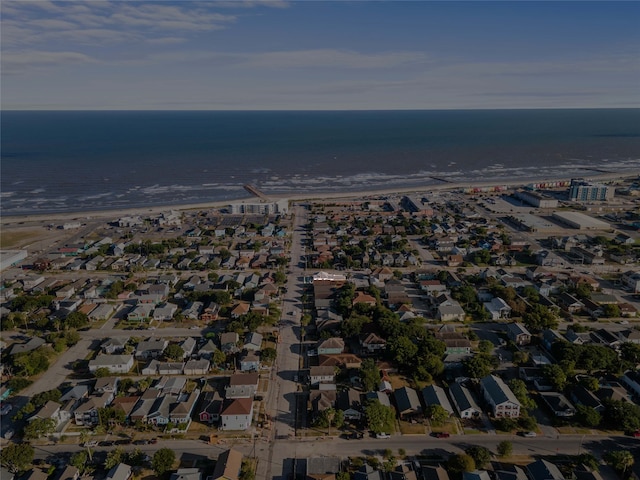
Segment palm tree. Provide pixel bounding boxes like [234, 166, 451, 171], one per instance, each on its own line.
[79, 430, 93, 462]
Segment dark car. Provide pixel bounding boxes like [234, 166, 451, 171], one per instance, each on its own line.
[134, 439, 149, 445]
[99, 441, 114, 447]
[115, 439, 131, 445]
[434, 432, 450, 438]
[150, 438, 158, 444]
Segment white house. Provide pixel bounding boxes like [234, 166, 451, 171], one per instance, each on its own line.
[220, 398, 253, 431]
[88, 355, 134, 374]
[480, 375, 521, 418]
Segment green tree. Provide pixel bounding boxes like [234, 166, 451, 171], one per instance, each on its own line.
[23, 418, 56, 439]
[104, 448, 126, 470]
[576, 405, 601, 428]
[212, 349, 226, 366]
[478, 340, 493, 354]
[65, 311, 89, 329]
[261, 347, 277, 362]
[240, 459, 256, 480]
[462, 354, 496, 378]
[152, 448, 176, 476]
[604, 450, 634, 475]
[365, 400, 395, 434]
[542, 364, 567, 391]
[464, 446, 491, 469]
[94, 367, 112, 378]
[497, 440, 513, 458]
[70, 451, 88, 473]
[163, 344, 185, 361]
[620, 342, 640, 365]
[447, 454, 476, 474]
[360, 359, 380, 393]
[0, 443, 34, 473]
[425, 404, 449, 426]
[522, 304, 559, 331]
[508, 379, 536, 411]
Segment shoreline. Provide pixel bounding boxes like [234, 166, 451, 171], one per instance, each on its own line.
[1, 170, 637, 226]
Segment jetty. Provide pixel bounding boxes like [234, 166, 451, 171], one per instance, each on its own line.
[244, 184, 271, 201]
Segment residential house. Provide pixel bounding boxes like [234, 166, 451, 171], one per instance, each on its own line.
[526, 460, 565, 480]
[74, 392, 112, 426]
[463, 472, 491, 480]
[557, 293, 584, 314]
[484, 297, 512, 320]
[307, 457, 342, 480]
[226, 373, 259, 398]
[354, 465, 384, 480]
[570, 385, 604, 412]
[620, 370, 640, 401]
[170, 469, 201, 480]
[106, 464, 132, 480]
[135, 338, 168, 360]
[220, 398, 253, 430]
[310, 366, 335, 385]
[156, 376, 186, 395]
[184, 359, 210, 375]
[318, 353, 362, 369]
[310, 390, 337, 417]
[170, 388, 200, 425]
[359, 333, 387, 354]
[505, 323, 532, 346]
[198, 339, 217, 359]
[239, 351, 260, 372]
[29, 400, 69, 428]
[101, 337, 128, 355]
[449, 382, 481, 419]
[244, 332, 263, 351]
[317, 337, 345, 355]
[199, 391, 223, 424]
[212, 449, 243, 480]
[393, 386, 422, 419]
[337, 388, 363, 420]
[539, 392, 575, 417]
[435, 296, 466, 322]
[88, 355, 134, 374]
[56, 466, 80, 480]
[421, 385, 454, 416]
[422, 466, 450, 480]
[480, 375, 521, 418]
[220, 332, 240, 354]
[179, 337, 197, 359]
[147, 395, 176, 425]
[365, 391, 391, 408]
[230, 303, 250, 319]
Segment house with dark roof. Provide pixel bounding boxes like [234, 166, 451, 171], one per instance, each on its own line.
[505, 323, 532, 346]
[393, 386, 422, 419]
[526, 460, 565, 480]
[570, 385, 604, 412]
[337, 388, 363, 420]
[449, 382, 481, 419]
[354, 464, 383, 480]
[480, 375, 521, 418]
[199, 391, 223, 424]
[421, 385, 454, 416]
[539, 392, 575, 417]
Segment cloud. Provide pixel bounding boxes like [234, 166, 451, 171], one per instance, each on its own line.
[2, 50, 97, 74]
[244, 49, 430, 69]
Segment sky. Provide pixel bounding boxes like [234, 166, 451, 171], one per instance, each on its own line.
[1, 0, 639, 110]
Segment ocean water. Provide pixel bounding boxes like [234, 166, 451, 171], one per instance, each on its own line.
[2, 109, 639, 215]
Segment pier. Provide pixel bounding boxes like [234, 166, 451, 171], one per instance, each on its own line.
[244, 184, 271, 201]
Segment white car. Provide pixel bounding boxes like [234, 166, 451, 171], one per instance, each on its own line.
[375, 433, 390, 439]
[522, 431, 537, 438]
[83, 441, 98, 447]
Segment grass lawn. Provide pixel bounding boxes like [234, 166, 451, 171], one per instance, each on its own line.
[0, 229, 43, 248]
[399, 421, 426, 435]
[389, 374, 410, 390]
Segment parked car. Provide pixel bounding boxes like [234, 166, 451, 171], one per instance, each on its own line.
[0, 404, 13, 416]
[375, 433, 390, 439]
[83, 441, 98, 448]
[150, 438, 158, 444]
[522, 431, 537, 438]
[434, 432, 450, 438]
[632, 430, 640, 438]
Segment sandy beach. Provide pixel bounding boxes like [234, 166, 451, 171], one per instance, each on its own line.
[1, 170, 637, 229]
